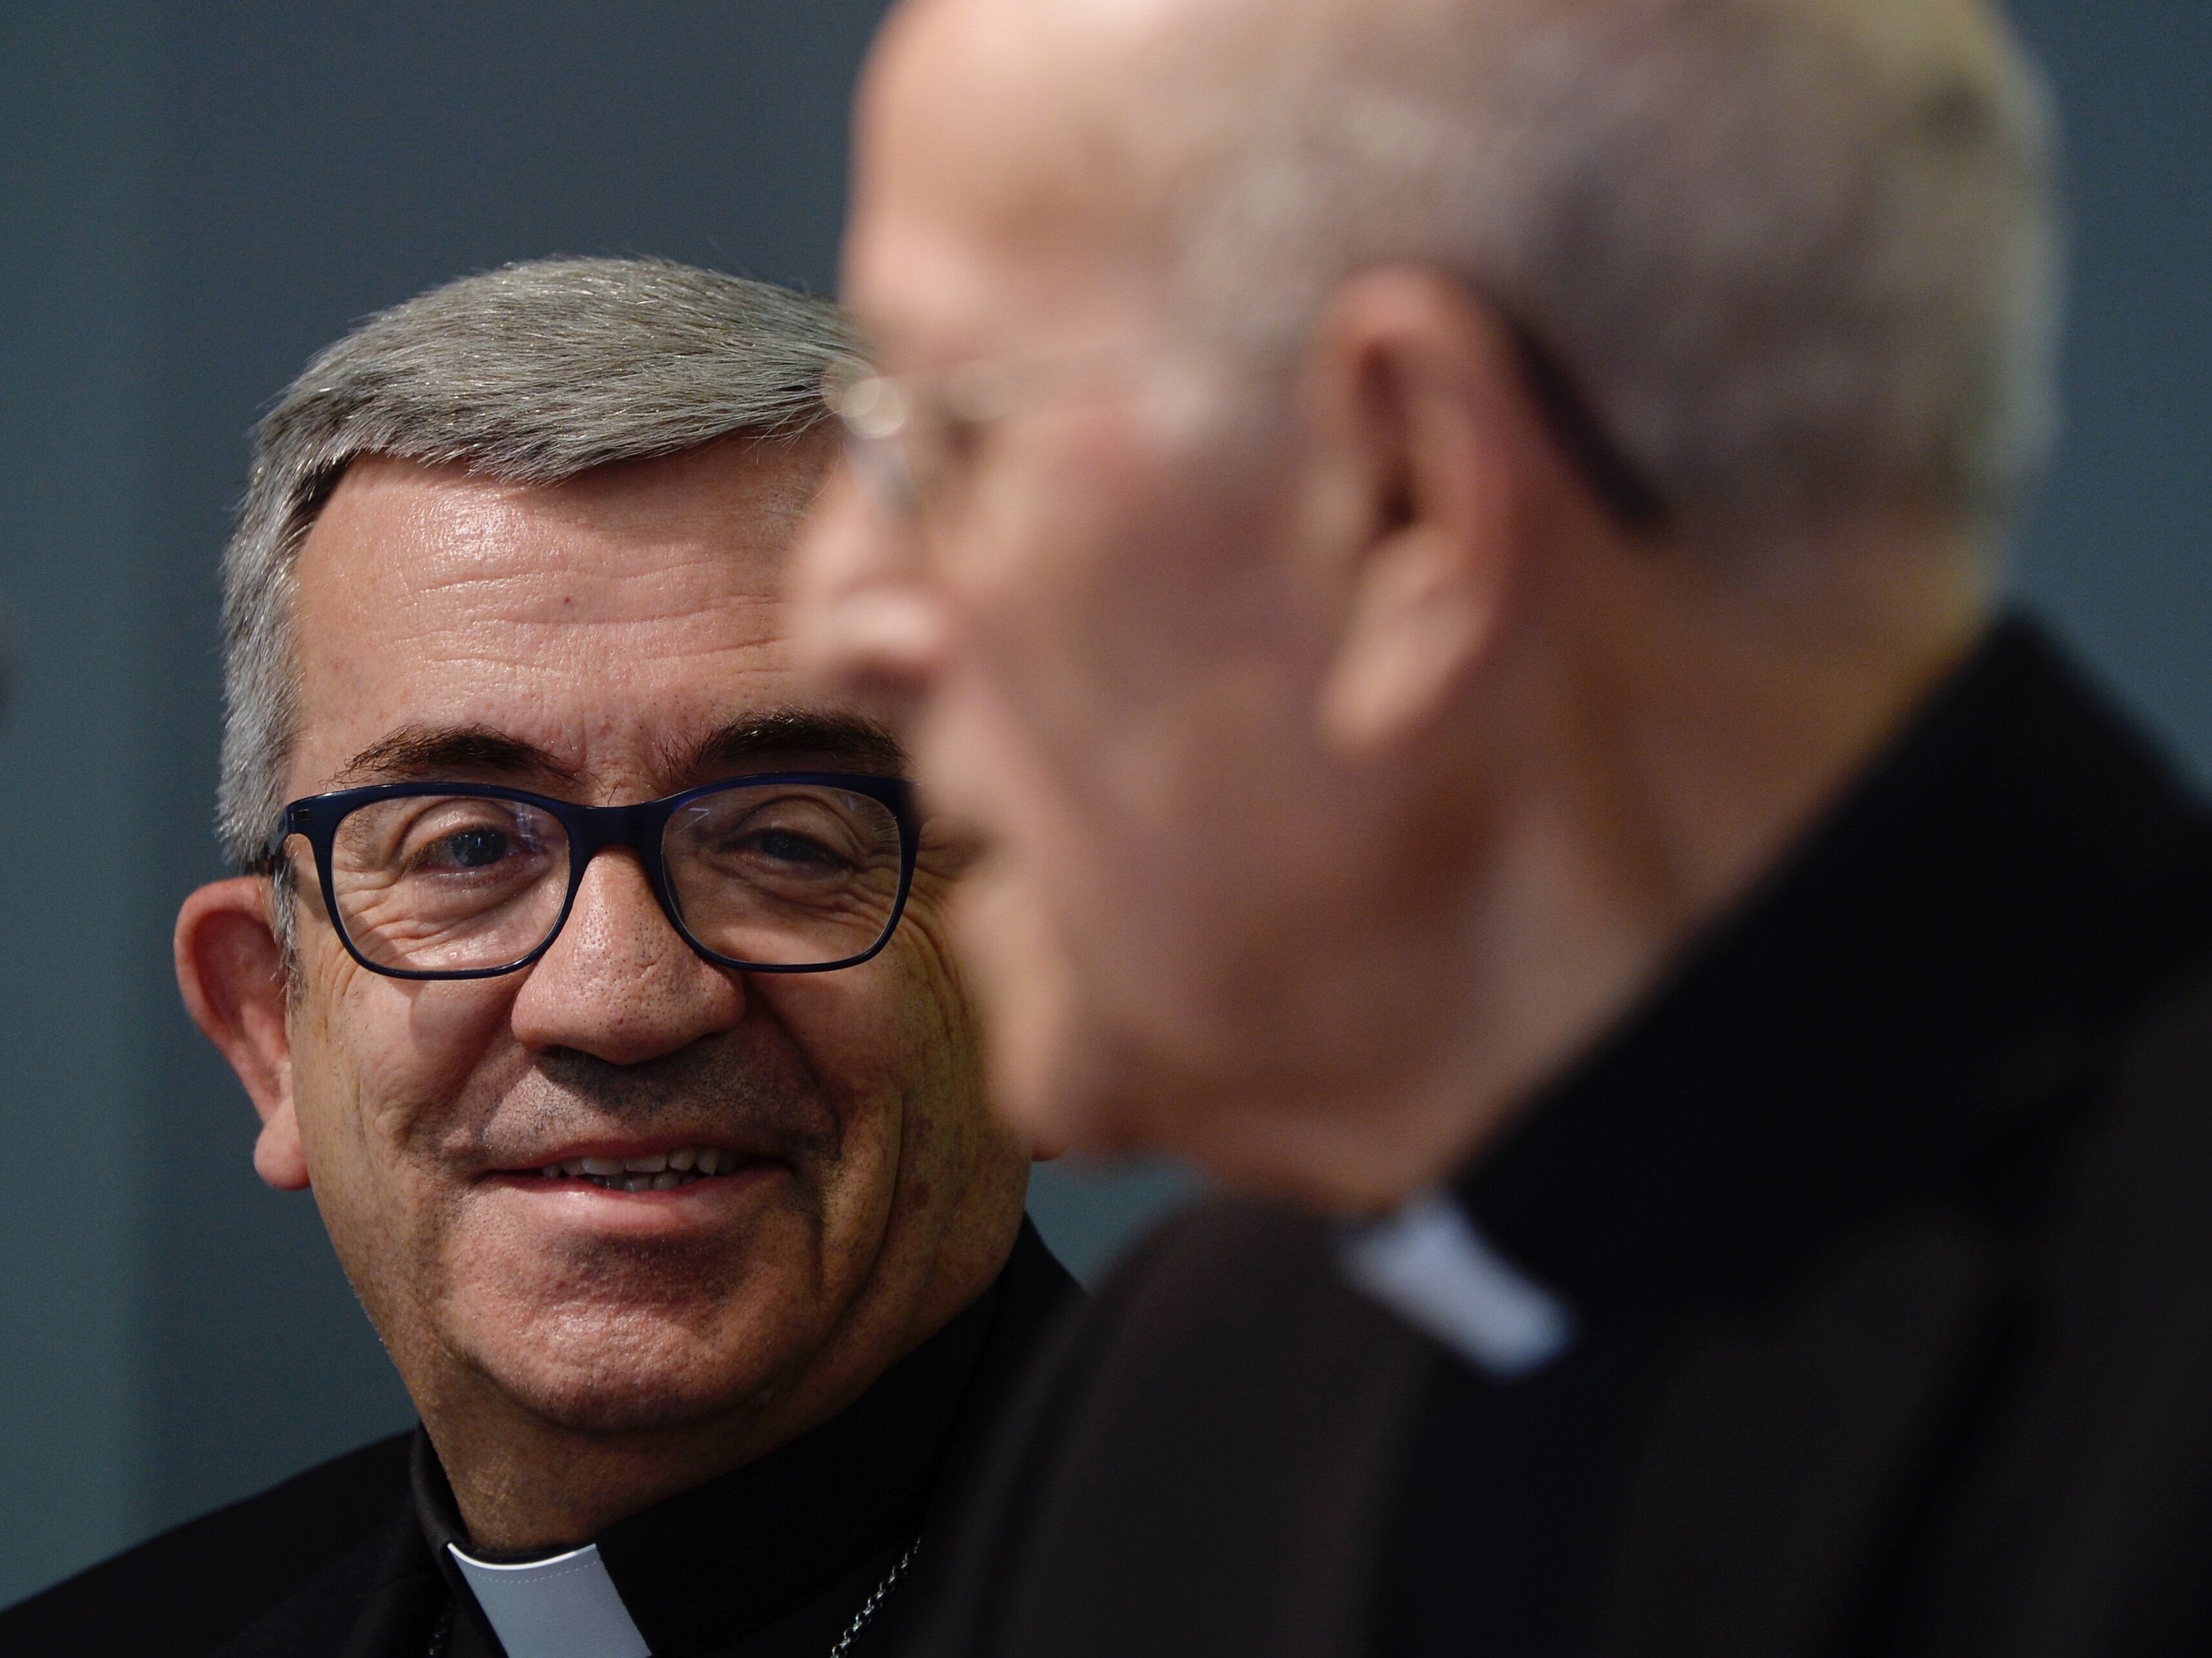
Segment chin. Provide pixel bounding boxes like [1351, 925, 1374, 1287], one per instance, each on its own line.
[996, 991, 1328, 1199]
[465, 1299, 796, 1437]
[988, 1000, 1174, 1166]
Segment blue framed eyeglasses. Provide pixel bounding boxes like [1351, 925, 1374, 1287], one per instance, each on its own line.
[265, 774, 919, 981]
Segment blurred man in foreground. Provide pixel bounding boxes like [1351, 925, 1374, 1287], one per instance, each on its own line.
[2, 259, 1075, 1658]
[800, 0, 2212, 1652]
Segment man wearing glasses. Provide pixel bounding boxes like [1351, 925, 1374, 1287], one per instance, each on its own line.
[1, 258, 1074, 1658]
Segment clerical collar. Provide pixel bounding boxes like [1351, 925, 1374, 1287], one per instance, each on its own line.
[446, 1543, 647, 1658]
[412, 1239, 1009, 1658]
[1339, 1192, 1576, 1379]
[1434, 617, 2211, 1335]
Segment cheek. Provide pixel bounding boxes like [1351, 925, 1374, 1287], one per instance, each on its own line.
[960, 412, 1307, 819]
[288, 943, 511, 1184]
[772, 926, 977, 1105]
[916, 412, 1324, 1074]
[961, 422, 1171, 706]
[929, 441, 1222, 873]
[751, 901, 990, 1177]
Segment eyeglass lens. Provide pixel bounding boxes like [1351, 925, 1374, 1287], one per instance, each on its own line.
[324, 783, 906, 975]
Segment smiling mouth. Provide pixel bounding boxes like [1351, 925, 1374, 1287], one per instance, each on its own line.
[530, 1146, 749, 1194]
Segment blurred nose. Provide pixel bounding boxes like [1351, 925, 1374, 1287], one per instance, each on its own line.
[792, 466, 952, 707]
[508, 850, 743, 1065]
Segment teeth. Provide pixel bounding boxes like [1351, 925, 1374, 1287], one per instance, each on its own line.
[534, 1147, 730, 1188]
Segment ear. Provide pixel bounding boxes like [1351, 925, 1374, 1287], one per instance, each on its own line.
[1299, 268, 1537, 757]
[176, 877, 308, 1191]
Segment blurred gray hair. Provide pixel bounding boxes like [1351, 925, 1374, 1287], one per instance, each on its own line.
[217, 257, 859, 874]
[1149, 0, 2063, 534]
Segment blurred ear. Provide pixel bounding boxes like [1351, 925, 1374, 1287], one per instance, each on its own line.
[1299, 268, 1537, 758]
[176, 877, 308, 1192]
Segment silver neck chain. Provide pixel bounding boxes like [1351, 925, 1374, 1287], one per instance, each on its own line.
[825, 1537, 920, 1658]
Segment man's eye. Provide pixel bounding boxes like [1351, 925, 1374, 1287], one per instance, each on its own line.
[737, 828, 844, 870]
[417, 826, 513, 872]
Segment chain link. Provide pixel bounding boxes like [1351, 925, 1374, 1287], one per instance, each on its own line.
[825, 1537, 920, 1658]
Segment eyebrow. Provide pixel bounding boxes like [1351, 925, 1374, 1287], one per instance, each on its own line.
[674, 709, 909, 781]
[332, 711, 908, 794]
[336, 726, 581, 789]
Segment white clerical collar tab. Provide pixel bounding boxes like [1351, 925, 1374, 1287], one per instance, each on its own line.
[1338, 1191, 1576, 1379]
[448, 1541, 651, 1658]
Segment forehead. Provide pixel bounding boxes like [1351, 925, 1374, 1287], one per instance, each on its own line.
[287, 441, 850, 792]
[847, 0, 1173, 361]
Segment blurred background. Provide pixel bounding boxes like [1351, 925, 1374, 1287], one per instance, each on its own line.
[0, 0, 2202, 1609]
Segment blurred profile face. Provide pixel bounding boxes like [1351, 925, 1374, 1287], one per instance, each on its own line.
[799, 3, 1409, 1178]
[269, 440, 1026, 1441]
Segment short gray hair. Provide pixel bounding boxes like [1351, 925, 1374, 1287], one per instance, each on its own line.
[217, 257, 859, 872]
[1148, 0, 2062, 533]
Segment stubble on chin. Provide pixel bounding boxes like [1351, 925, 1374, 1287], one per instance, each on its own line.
[408, 1033, 864, 1434]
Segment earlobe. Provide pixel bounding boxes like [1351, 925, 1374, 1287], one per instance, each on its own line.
[1318, 520, 1503, 754]
[176, 877, 310, 1192]
[252, 1102, 311, 1194]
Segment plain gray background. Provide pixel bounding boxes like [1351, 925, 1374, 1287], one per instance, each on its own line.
[0, 0, 2203, 1609]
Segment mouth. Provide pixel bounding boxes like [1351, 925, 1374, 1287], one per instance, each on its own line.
[515, 1146, 763, 1195]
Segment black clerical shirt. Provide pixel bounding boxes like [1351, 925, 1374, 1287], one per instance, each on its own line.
[1383, 616, 2212, 1653]
[1, 1219, 1078, 1658]
[905, 615, 2212, 1658]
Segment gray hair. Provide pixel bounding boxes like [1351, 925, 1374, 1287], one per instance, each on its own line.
[1146, 0, 2062, 534]
[217, 256, 859, 874]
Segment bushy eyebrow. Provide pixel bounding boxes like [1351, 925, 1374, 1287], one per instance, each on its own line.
[336, 726, 581, 788]
[674, 709, 909, 781]
[333, 711, 908, 793]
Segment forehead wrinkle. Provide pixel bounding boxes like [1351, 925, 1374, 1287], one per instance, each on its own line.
[377, 527, 789, 611]
[392, 583, 792, 657]
[291, 449, 837, 803]
[318, 442, 825, 605]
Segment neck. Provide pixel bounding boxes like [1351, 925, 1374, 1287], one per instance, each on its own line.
[407, 1217, 1020, 1552]
[423, 1392, 819, 1555]
[416, 1316, 926, 1554]
[1215, 516, 1993, 1212]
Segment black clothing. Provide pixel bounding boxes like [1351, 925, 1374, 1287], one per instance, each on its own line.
[1, 1219, 1077, 1658]
[912, 618, 2212, 1658]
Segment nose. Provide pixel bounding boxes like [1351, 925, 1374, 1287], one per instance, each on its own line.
[508, 850, 743, 1066]
[791, 465, 952, 705]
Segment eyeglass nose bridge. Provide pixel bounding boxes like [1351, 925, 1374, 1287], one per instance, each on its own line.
[540, 797, 694, 964]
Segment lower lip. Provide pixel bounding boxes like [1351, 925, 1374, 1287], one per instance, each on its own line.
[478, 1164, 784, 1234]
